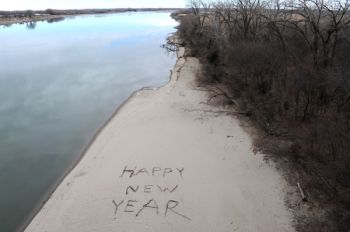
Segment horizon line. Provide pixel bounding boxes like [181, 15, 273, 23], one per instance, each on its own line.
[0, 7, 188, 12]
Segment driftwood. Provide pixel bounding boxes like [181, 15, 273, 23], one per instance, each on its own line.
[297, 182, 307, 201]
[194, 86, 239, 107]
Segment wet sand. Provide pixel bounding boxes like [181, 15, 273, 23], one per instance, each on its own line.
[25, 47, 295, 232]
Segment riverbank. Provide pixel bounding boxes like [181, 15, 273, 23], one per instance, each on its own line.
[0, 8, 183, 26]
[25, 47, 295, 232]
[0, 15, 67, 26]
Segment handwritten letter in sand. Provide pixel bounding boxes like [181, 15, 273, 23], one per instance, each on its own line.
[112, 166, 190, 220]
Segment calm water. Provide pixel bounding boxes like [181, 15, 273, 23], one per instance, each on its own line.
[0, 12, 177, 231]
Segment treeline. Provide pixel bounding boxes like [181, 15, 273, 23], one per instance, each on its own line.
[0, 8, 184, 18]
[176, 0, 350, 230]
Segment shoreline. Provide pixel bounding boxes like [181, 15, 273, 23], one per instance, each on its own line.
[0, 9, 181, 26]
[21, 44, 293, 231]
[0, 15, 68, 26]
[18, 37, 179, 232]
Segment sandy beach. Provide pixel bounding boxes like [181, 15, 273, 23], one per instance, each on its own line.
[25, 47, 295, 232]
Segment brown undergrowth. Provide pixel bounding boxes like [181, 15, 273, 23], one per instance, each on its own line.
[172, 1, 350, 230]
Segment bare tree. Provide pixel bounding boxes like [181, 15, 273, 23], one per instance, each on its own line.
[285, 0, 350, 67]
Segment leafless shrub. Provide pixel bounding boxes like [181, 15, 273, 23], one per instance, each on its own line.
[179, 0, 350, 230]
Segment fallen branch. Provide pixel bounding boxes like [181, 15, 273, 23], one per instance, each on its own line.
[297, 182, 307, 201]
[193, 86, 238, 106]
[213, 86, 238, 106]
[182, 108, 249, 116]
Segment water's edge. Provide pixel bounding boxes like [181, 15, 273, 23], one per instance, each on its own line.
[0, 9, 178, 26]
[19, 34, 179, 232]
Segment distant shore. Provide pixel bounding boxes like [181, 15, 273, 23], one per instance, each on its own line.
[0, 8, 184, 26]
[0, 15, 67, 26]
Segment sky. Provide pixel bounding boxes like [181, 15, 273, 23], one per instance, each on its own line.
[0, 0, 187, 11]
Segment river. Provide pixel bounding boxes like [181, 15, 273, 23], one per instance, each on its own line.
[0, 12, 176, 231]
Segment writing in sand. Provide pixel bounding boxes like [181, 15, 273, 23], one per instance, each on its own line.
[112, 166, 190, 220]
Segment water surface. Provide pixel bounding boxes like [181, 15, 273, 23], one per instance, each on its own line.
[0, 12, 176, 231]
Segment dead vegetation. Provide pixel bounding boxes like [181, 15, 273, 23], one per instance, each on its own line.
[174, 0, 350, 231]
